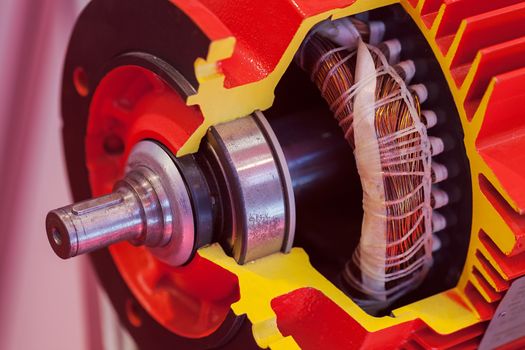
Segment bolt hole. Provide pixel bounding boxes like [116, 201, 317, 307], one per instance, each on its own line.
[126, 298, 142, 328]
[52, 228, 62, 246]
[73, 67, 89, 97]
[116, 98, 133, 111]
[103, 135, 125, 155]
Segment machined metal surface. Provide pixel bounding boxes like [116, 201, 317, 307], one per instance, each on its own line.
[46, 113, 298, 266]
[206, 113, 295, 264]
[253, 111, 296, 254]
[127, 141, 195, 266]
[47, 180, 150, 259]
[46, 141, 195, 266]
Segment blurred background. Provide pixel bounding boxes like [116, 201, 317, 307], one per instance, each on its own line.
[0, 0, 134, 348]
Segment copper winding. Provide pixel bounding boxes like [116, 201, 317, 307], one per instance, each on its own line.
[298, 25, 433, 310]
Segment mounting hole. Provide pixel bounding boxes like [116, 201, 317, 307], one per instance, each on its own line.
[103, 135, 125, 155]
[73, 67, 89, 97]
[126, 298, 142, 328]
[52, 227, 62, 246]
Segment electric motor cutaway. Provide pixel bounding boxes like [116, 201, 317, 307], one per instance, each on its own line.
[48, 0, 525, 349]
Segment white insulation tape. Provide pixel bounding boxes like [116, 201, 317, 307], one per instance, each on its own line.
[353, 40, 387, 299]
[349, 42, 434, 307]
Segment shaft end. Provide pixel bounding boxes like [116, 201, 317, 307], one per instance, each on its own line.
[46, 209, 79, 259]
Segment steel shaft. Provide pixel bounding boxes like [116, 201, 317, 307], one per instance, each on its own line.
[46, 167, 170, 259]
[45, 140, 198, 265]
[46, 188, 143, 259]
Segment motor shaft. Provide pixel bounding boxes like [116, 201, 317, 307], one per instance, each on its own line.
[46, 110, 355, 265]
[47, 188, 143, 259]
[46, 167, 172, 259]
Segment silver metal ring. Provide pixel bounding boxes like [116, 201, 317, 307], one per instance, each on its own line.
[126, 141, 195, 266]
[253, 110, 296, 254]
[206, 113, 295, 263]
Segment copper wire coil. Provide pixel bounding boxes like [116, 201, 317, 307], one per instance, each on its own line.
[298, 32, 430, 304]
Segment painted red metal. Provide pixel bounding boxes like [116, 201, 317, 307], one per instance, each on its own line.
[464, 37, 525, 120]
[475, 251, 509, 292]
[430, 1, 525, 347]
[271, 288, 491, 350]
[85, 65, 240, 338]
[411, 323, 485, 349]
[450, 3, 525, 86]
[436, 0, 525, 42]
[86, 65, 203, 195]
[478, 228, 525, 282]
[420, 0, 445, 16]
[476, 67, 525, 214]
[271, 288, 419, 350]
[172, 0, 357, 88]
[479, 175, 525, 256]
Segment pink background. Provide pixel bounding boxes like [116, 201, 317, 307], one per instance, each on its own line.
[0, 0, 105, 348]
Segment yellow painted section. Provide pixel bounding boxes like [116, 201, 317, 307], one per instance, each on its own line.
[200, 244, 479, 348]
[472, 258, 505, 292]
[186, 0, 519, 347]
[399, 0, 518, 322]
[178, 0, 397, 156]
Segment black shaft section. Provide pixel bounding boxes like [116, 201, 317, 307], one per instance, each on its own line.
[266, 107, 357, 206]
[265, 105, 364, 281]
